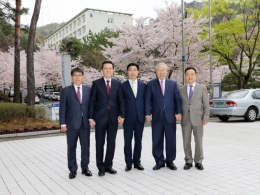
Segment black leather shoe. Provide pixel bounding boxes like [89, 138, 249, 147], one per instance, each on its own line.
[195, 163, 204, 170]
[125, 165, 132, 171]
[98, 169, 105, 176]
[166, 162, 177, 170]
[184, 163, 193, 170]
[69, 171, 77, 179]
[82, 169, 92, 176]
[153, 164, 165, 170]
[105, 168, 117, 174]
[134, 164, 144, 170]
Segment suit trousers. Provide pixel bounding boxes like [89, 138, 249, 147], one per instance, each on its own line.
[152, 112, 176, 165]
[123, 118, 144, 165]
[95, 111, 118, 170]
[66, 121, 90, 172]
[181, 113, 204, 164]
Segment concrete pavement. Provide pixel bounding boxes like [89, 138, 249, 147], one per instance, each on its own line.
[0, 120, 260, 195]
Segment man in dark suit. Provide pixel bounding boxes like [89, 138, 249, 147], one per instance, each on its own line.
[59, 67, 92, 179]
[89, 60, 125, 176]
[121, 63, 146, 172]
[145, 63, 182, 171]
[179, 67, 209, 170]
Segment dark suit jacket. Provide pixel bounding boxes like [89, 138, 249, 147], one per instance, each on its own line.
[145, 78, 182, 123]
[89, 77, 125, 124]
[122, 80, 146, 123]
[59, 85, 91, 129]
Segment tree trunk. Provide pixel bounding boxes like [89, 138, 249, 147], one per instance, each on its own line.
[26, 0, 42, 106]
[13, 0, 21, 103]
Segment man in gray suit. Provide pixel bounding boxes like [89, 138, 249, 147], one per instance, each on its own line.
[179, 67, 209, 170]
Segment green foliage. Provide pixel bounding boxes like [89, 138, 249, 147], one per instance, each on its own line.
[222, 72, 260, 91]
[0, 103, 46, 122]
[59, 37, 83, 60]
[0, 91, 10, 102]
[36, 23, 64, 36]
[81, 28, 119, 69]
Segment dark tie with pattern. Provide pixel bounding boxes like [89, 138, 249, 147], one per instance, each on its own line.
[189, 85, 193, 101]
[106, 80, 110, 95]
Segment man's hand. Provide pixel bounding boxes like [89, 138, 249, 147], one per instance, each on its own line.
[202, 121, 208, 125]
[118, 116, 124, 126]
[145, 115, 152, 123]
[89, 119, 96, 128]
[61, 126, 67, 132]
[175, 114, 182, 122]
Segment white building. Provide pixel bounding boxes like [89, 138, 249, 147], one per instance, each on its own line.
[44, 8, 133, 48]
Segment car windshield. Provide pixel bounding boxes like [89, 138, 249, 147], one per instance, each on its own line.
[222, 90, 249, 98]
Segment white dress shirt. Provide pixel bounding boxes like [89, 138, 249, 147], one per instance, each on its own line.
[104, 77, 111, 88]
[159, 79, 166, 95]
[187, 82, 196, 97]
[129, 79, 138, 96]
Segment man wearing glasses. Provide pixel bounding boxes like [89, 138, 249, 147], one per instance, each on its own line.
[121, 63, 146, 171]
[59, 67, 92, 179]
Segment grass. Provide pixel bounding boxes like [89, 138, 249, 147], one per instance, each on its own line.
[0, 118, 60, 132]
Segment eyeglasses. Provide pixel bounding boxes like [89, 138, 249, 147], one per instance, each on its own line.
[72, 74, 83, 77]
[128, 69, 138, 72]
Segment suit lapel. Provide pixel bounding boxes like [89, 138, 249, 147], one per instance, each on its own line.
[183, 84, 189, 101]
[101, 77, 109, 96]
[127, 80, 135, 98]
[155, 78, 163, 96]
[191, 84, 199, 101]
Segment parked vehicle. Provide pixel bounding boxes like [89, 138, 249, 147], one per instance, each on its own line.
[24, 94, 41, 104]
[210, 89, 260, 122]
[41, 92, 50, 99]
[48, 92, 60, 101]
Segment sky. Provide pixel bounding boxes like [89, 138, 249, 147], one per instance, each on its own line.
[10, 0, 195, 26]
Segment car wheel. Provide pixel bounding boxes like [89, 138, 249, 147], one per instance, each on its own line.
[244, 107, 257, 122]
[218, 116, 230, 121]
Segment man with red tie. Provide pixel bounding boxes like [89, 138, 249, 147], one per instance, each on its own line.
[89, 60, 125, 176]
[59, 67, 92, 179]
[145, 63, 182, 171]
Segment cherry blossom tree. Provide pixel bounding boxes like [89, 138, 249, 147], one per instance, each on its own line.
[102, 2, 210, 85]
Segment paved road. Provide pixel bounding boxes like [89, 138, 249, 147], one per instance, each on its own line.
[0, 120, 260, 195]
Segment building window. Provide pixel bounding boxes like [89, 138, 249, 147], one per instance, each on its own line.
[65, 26, 68, 33]
[59, 31, 61, 38]
[108, 18, 113, 23]
[69, 24, 72, 31]
[108, 28, 114, 32]
[73, 21, 76, 30]
[82, 14, 85, 23]
[73, 31, 76, 37]
[78, 18, 81, 26]
[78, 29, 81, 36]
[82, 26, 86, 34]
[62, 29, 64, 36]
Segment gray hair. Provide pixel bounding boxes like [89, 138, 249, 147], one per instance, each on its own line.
[155, 63, 169, 71]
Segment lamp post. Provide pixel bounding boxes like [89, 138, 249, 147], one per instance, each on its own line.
[209, 0, 214, 99]
[181, 0, 186, 85]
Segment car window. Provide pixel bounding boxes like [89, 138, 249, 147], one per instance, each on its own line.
[252, 90, 260, 99]
[222, 90, 249, 98]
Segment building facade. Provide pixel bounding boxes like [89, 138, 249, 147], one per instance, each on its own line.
[44, 8, 133, 48]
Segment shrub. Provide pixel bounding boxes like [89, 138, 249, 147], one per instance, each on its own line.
[0, 103, 46, 122]
[0, 91, 11, 102]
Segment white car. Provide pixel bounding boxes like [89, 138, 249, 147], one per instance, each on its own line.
[48, 92, 60, 101]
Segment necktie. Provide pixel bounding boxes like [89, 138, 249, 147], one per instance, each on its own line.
[160, 80, 164, 95]
[131, 81, 136, 97]
[106, 80, 110, 95]
[189, 85, 193, 101]
[77, 87, 81, 102]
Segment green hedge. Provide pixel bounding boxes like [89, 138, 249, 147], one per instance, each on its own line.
[0, 92, 11, 102]
[0, 103, 46, 122]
